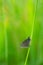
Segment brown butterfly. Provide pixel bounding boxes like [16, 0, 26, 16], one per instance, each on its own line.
[21, 37, 30, 48]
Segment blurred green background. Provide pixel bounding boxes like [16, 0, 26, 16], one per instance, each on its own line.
[0, 0, 43, 65]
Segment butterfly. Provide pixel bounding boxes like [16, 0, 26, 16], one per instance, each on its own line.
[21, 37, 31, 48]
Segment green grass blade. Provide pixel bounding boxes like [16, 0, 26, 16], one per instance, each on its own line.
[24, 0, 38, 65]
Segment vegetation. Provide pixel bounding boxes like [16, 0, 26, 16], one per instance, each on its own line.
[0, 0, 43, 65]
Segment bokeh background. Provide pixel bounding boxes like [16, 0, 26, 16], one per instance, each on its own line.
[0, 0, 43, 65]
